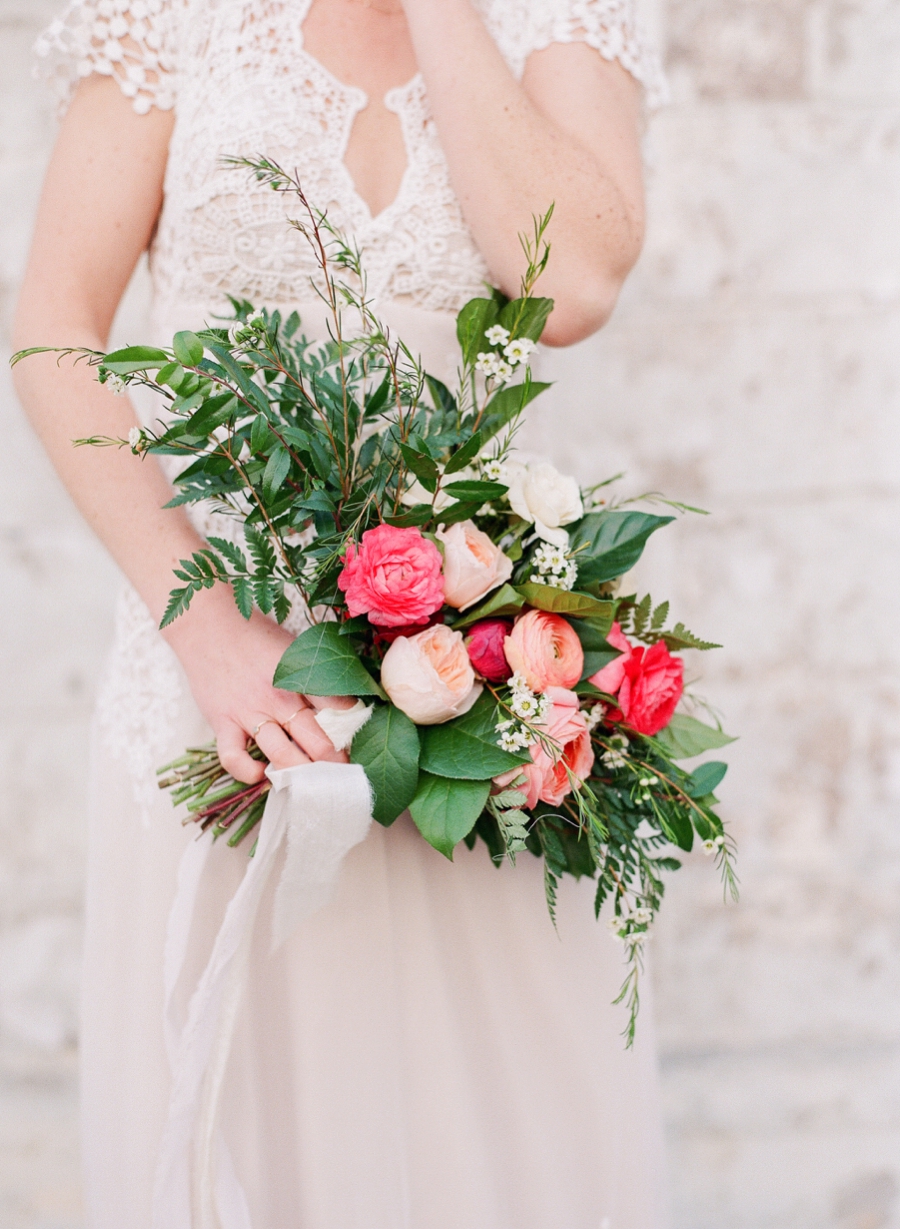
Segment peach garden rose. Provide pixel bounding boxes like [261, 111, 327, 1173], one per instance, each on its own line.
[380, 623, 482, 725]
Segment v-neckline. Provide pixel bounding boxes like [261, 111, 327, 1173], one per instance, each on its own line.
[295, 0, 422, 224]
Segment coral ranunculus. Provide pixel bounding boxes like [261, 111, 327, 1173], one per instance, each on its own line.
[437, 520, 513, 611]
[338, 524, 445, 628]
[465, 618, 513, 682]
[504, 609, 583, 692]
[380, 624, 482, 725]
[617, 641, 684, 736]
[495, 687, 594, 808]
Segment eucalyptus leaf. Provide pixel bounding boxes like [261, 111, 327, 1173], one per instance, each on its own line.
[262, 446, 290, 499]
[653, 714, 736, 760]
[478, 381, 551, 441]
[350, 704, 420, 827]
[273, 623, 385, 697]
[409, 773, 491, 859]
[399, 444, 439, 493]
[443, 430, 484, 475]
[172, 330, 205, 367]
[456, 297, 499, 365]
[441, 479, 507, 502]
[687, 760, 728, 798]
[102, 345, 170, 374]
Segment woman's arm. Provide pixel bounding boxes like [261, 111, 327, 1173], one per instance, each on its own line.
[13, 76, 347, 782]
[402, 0, 646, 344]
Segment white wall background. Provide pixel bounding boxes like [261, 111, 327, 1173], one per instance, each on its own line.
[2, 0, 899, 1226]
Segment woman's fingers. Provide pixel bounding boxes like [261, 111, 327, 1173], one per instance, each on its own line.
[254, 719, 311, 770]
[218, 720, 267, 785]
[284, 706, 348, 764]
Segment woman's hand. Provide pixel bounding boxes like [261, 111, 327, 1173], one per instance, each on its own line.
[164, 585, 357, 784]
[163, 587, 354, 781]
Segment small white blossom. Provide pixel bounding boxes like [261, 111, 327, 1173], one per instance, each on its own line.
[632, 907, 653, 926]
[105, 373, 126, 396]
[701, 839, 718, 856]
[607, 915, 628, 938]
[511, 691, 542, 721]
[480, 457, 505, 482]
[528, 541, 579, 591]
[585, 702, 606, 731]
[602, 748, 628, 770]
[127, 425, 145, 452]
[475, 351, 499, 376]
[493, 359, 513, 383]
[715, 834, 725, 846]
[503, 337, 536, 366]
[485, 324, 510, 346]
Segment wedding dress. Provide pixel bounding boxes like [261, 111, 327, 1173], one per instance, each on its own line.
[36, 3, 671, 1227]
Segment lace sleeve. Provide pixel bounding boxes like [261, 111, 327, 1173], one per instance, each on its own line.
[530, 0, 668, 109]
[34, 0, 177, 116]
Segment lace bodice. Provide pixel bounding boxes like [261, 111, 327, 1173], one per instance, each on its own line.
[37, 0, 665, 324]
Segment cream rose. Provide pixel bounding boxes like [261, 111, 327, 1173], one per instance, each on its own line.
[380, 624, 482, 725]
[503, 460, 583, 547]
[437, 520, 513, 611]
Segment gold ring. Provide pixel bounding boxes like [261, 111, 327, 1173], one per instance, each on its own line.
[284, 706, 307, 726]
[251, 718, 278, 737]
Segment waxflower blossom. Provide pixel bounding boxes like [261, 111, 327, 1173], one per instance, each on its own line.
[484, 324, 510, 346]
[529, 541, 579, 591]
[475, 351, 499, 376]
[105, 373, 126, 396]
[127, 426, 146, 453]
[503, 337, 536, 365]
[480, 456, 505, 482]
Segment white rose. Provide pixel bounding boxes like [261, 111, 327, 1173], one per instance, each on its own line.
[503, 461, 583, 547]
[380, 624, 482, 725]
[436, 520, 513, 611]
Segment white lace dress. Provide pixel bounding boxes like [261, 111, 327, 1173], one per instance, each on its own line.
[36, 4, 671, 1227]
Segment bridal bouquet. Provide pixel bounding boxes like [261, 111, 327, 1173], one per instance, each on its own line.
[15, 161, 735, 1038]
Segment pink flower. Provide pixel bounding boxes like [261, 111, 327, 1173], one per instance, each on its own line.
[587, 623, 684, 735]
[587, 622, 633, 694]
[465, 619, 513, 682]
[495, 687, 594, 809]
[618, 642, 684, 736]
[437, 520, 513, 611]
[504, 609, 584, 692]
[380, 623, 482, 725]
[338, 525, 445, 628]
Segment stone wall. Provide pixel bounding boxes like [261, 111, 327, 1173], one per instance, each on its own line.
[1, 0, 899, 1226]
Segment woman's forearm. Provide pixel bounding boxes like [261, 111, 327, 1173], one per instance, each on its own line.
[402, 0, 644, 341]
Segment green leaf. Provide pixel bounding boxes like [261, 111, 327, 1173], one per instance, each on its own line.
[157, 361, 185, 390]
[659, 808, 694, 852]
[400, 444, 439, 493]
[273, 622, 386, 698]
[409, 773, 491, 859]
[262, 446, 291, 499]
[687, 761, 728, 798]
[250, 413, 275, 454]
[172, 330, 205, 367]
[499, 296, 554, 343]
[569, 510, 674, 586]
[452, 582, 525, 628]
[420, 692, 530, 780]
[653, 714, 736, 760]
[385, 504, 433, 528]
[350, 704, 420, 827]
[516, 584, 615, 622]
[478, 381, 552, 440]
[456, 297, 499, 365]
[435, 499, 484, 527]
[441, 479, 507, 502]
[102, 345, 170, 374]
[185, 393, 239, 437]
[426, 375, 456, 417]
[569, 618, 622, 680]
[443, 430, 484, 475]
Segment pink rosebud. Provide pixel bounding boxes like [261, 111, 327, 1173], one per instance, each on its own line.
[437, 520, 513, 611]
[338, 524, 445, 629]
[618, 641, 684, 736]
[504, 609, 584, 692]
[380, 623, 482, 725]
[494, 687, 595, 808]
[587, 621, 633, 694]
[465, 618, 513, 682]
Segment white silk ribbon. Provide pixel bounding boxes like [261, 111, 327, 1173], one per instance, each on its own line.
[152, 760, 374, 1229]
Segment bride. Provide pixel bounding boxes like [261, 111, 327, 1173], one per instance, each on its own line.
[15, 1, 670, 1226]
